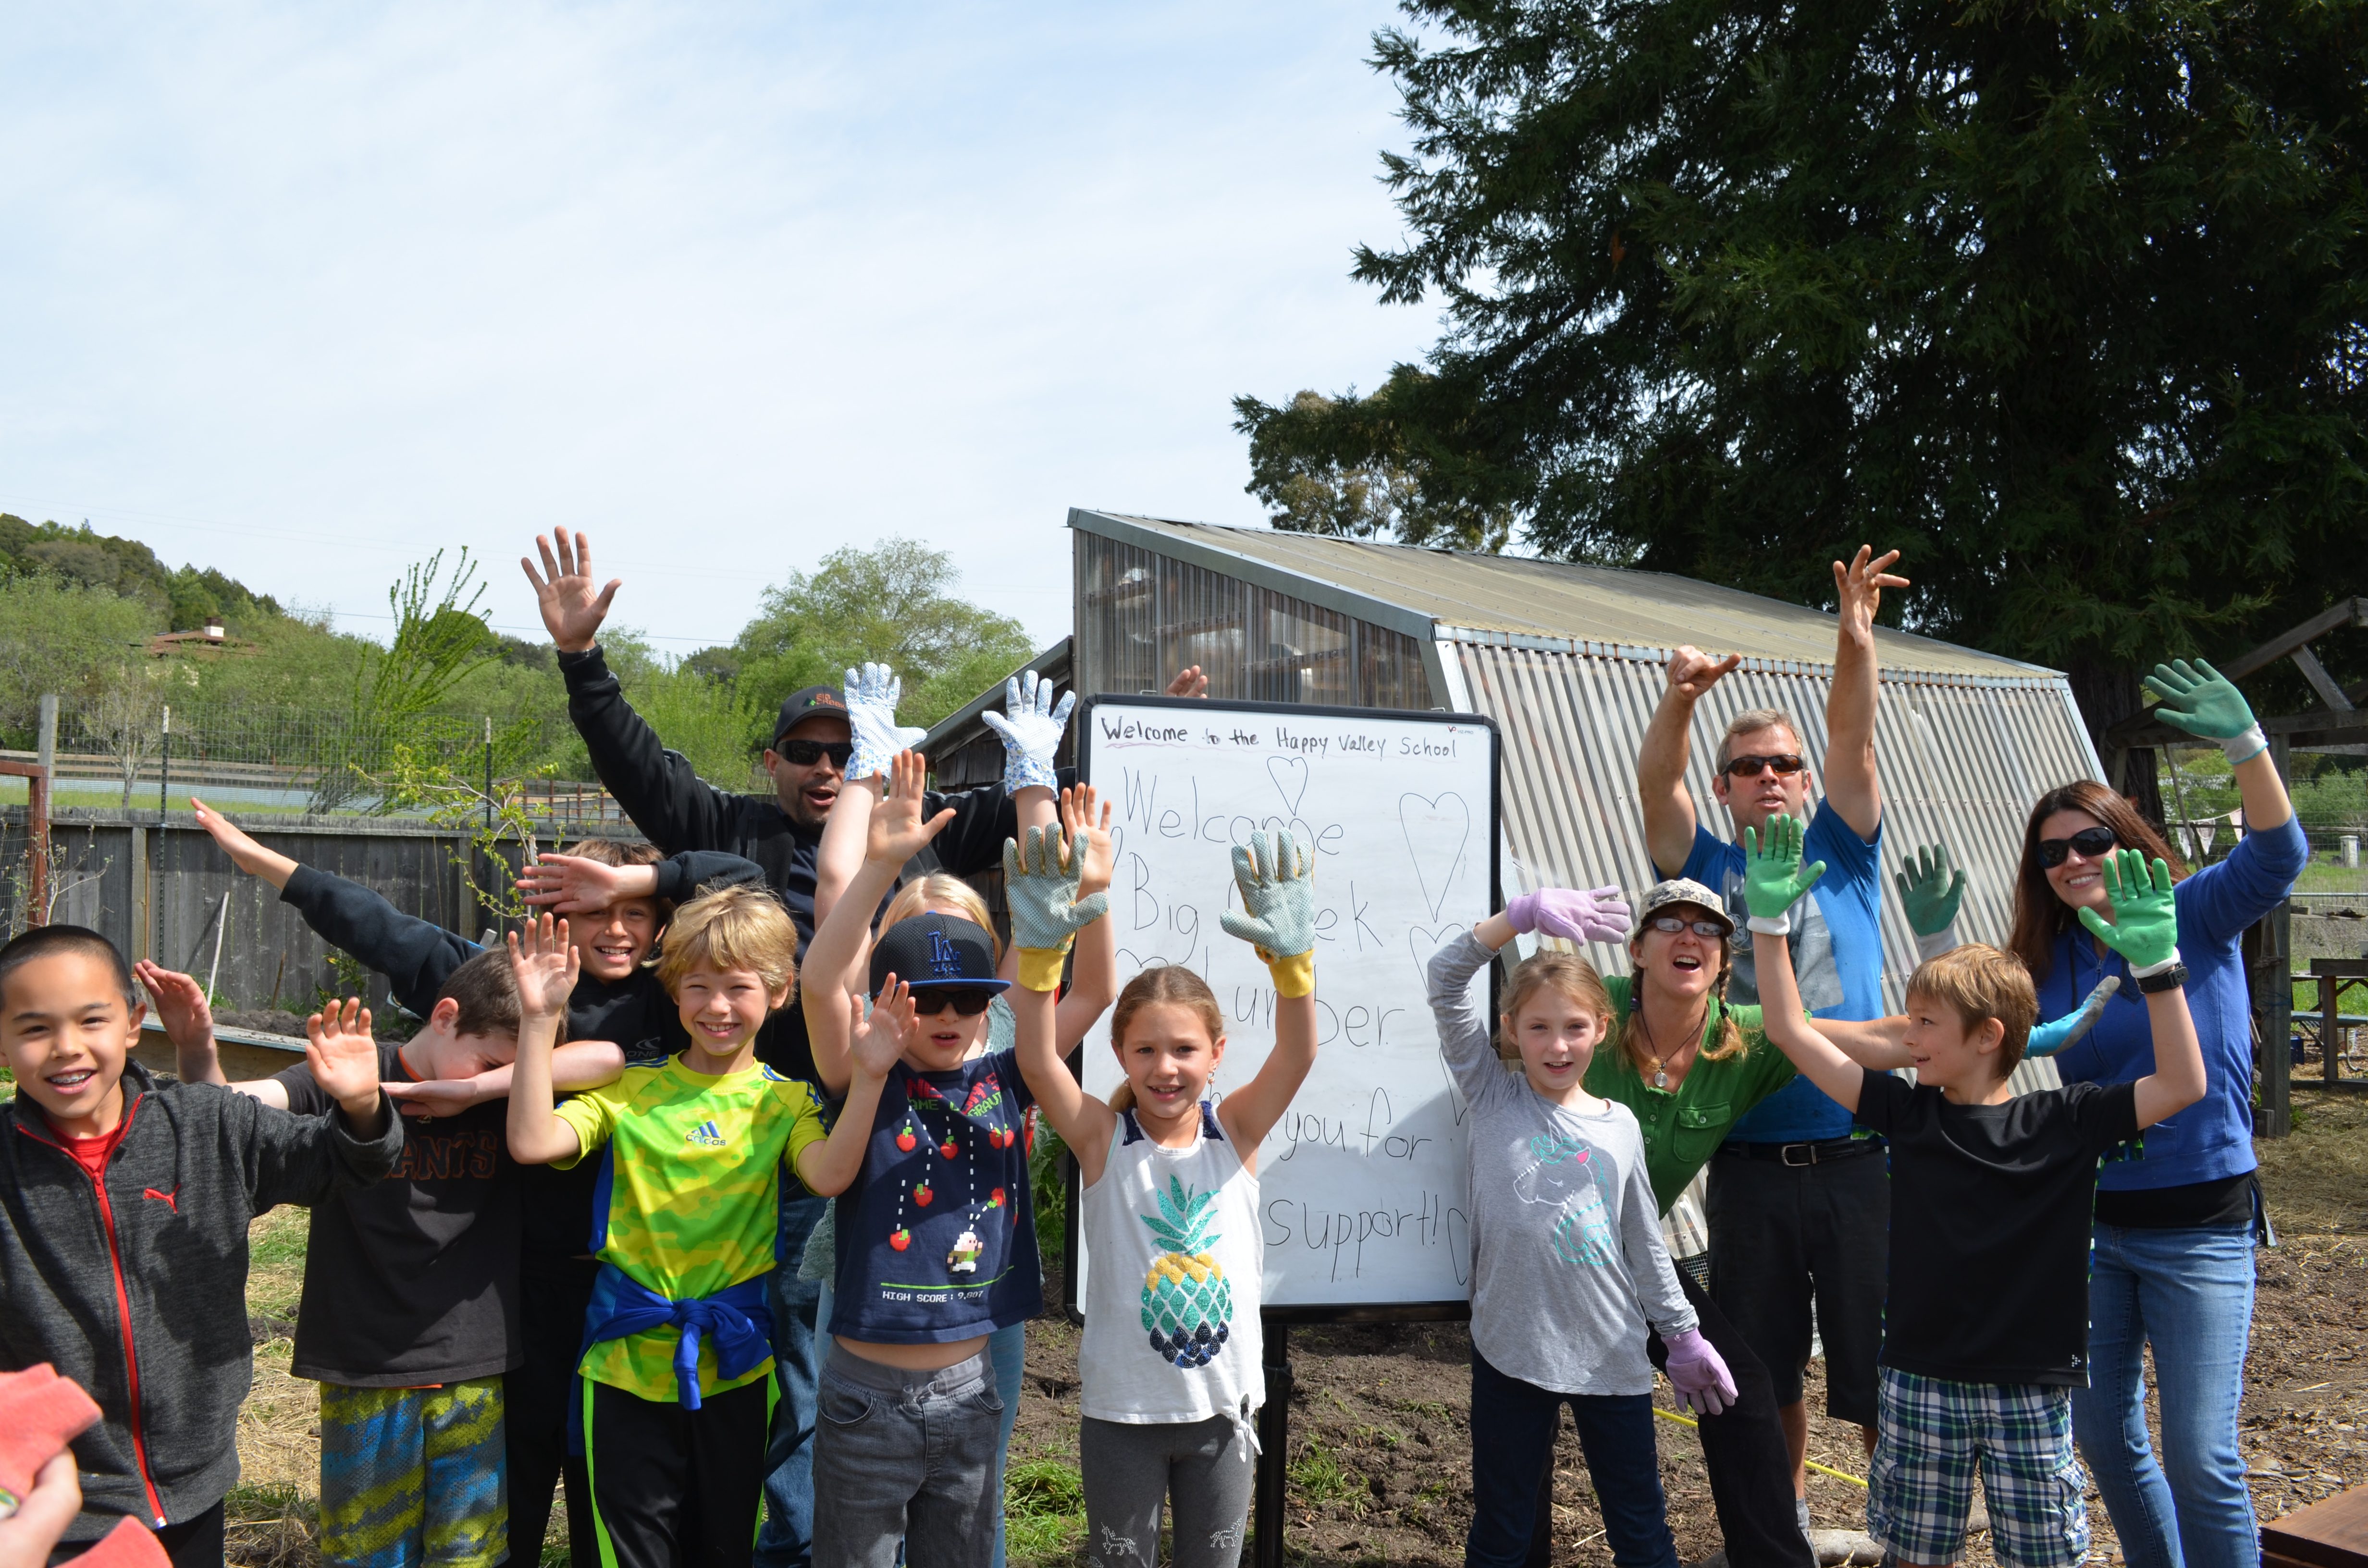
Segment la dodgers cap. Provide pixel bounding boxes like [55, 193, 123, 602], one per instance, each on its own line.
[868, 912, 1010, 997]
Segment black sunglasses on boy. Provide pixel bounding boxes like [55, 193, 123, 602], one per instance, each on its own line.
[2036, 825, 2119, 868]
[908, 989, 996, 1017]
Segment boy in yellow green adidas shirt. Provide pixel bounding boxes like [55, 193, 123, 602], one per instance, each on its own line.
[505, 888, 922, 1568]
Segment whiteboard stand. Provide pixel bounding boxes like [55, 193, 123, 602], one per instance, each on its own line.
[1069, 694, 1502, 1568]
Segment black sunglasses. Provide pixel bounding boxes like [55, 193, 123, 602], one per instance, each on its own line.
[908, 989, 995, 1017]
[1724, 753, 1805, 778]
[2037, 825, 2118, 868]
[773, 738, 854, 767]
[1649, 915, 1729, 938]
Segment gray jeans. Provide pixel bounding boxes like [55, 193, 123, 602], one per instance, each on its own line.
[1080, 1412, 1257, 1568]
[812, 1345, 1001, 1568]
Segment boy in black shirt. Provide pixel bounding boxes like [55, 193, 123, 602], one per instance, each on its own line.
[1741, 823, 2204, 1568]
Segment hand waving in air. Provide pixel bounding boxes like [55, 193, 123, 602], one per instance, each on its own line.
[1664, 645, 1742, 705]
[2144, 659, 2267, 764]
[844, 664, 928, 783]
[1894, 843, 1967, 938]
[1221, 830, 1319, 998]
[867, 751, 957, 869]
[1003, 825, 1111, 990]
[1166, 666, 1210, 699]
[1833, 545, 1909, 645]
[1505, 886, 1631, 945]
[521, 531, 622, 654]
[2076, 849, 2182, 974]
[849, 979, 919, 1082]
[132, 962, 214, 1052]
[305, 998, 385, 1127]
[981, 671, 1075, 794]
[506, 914, 582, 1024]
[1060, 784, 1116, 899]
[1742, 814, 1826, 932]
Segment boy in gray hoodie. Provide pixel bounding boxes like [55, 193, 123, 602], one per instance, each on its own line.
[0, 925, 402, 1568]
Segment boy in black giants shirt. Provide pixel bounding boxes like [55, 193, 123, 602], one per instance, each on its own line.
[1740, 825, 2205, 1568]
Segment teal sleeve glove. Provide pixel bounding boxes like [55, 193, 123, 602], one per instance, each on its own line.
[1741, 815, 1826, 931]
[2074, 849, 2182, 975]
[1895, 843, 1967, 938]
[1219, 831, 1318, 996]
[2143, 658, 2265, 764]
[1001, 827, 1110, 958]
[2025, 977, 2120, 1059]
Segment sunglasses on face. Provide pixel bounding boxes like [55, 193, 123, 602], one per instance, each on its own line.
[1724, 753, 1806, 778]
[1649, 915, 1729, 938]
[908, 989, 994, 1017]
[774, 738, 854, 767]
[2037, 825, 2119, 868]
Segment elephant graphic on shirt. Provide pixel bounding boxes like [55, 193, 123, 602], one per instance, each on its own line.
[1512, 1131, 1616, 1268]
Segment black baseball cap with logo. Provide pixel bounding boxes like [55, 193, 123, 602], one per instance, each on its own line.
[869, 913, 1009, 998]
[771, 685, 847, 750]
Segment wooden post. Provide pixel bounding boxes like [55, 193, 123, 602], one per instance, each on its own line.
[2258, 733, 2294, 1137]
[0, 760, 52, 926]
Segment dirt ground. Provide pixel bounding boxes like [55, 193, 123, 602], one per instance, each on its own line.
[232, 1087, 2368, 1568]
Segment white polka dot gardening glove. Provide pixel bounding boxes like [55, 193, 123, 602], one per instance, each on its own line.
[843, 663, 926, 783]
[979, 670, 1074, 794]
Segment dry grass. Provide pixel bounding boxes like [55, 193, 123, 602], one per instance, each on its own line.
[2257, 1088, 2368, 1237]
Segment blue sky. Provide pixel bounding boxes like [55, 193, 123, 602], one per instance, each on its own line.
[0, 2, 1440, 654]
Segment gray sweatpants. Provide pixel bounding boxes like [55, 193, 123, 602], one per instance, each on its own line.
[1080, 1412, 1256, 1568]
[812, 1346, 1000, 1568]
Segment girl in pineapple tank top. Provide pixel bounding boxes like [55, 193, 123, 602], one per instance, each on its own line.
[1010, 829, 1324, 1568]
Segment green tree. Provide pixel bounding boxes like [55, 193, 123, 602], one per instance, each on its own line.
[722, 540, 1037, 732]
[314, 550, 501, 812]
[1240, 0, 2368, 813]
[0, 570, 159, 737]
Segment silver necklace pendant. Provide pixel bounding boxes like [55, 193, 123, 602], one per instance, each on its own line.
[1652, 1070, 1668, 1089]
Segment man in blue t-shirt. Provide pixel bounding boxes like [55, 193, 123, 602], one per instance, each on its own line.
[1636, 546, 1906, 1532]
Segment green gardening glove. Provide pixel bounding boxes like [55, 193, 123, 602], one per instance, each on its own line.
[1895, 843, 1967, 938]
[1219, 830, 1319, 997]
[1002, 827, 1110, 991]
[1741, 815, 1826, 931]
[2075, 849, 2181, 974]
[2144, 658, 2266, 763]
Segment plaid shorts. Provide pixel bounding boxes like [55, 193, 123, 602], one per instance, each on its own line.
[318, 1378, 507, 1568]
[1867, 1368, 2089, 1568]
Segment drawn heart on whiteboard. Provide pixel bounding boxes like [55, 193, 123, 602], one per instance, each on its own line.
[1266, 756, 1308, 818]
[1410, 921, 1472, 1125]
[1398, 793, 1470, 920]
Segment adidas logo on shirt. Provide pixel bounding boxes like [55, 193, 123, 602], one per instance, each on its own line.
[686, 1120, 725, 1148]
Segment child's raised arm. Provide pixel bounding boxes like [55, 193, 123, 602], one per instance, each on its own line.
[1213, 831, 1321, 1159]
[505, 916, 585, 1166]
[1052, 785, 1119, 1046]
[795, 980, 915, 1197]
[1004, 825, 1117, 1180]
[2078, 849, 2206, 1129]
[801, 749, 955, 1095]
[1742, 817, 1867, 1112]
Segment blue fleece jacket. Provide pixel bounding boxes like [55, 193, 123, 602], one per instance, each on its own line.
[2047, 816, 2306, 1191]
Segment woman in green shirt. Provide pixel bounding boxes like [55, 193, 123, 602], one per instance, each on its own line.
[1478, 876, 1910, 1568]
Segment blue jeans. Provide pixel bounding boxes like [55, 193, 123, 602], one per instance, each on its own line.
[1468, 1348, 1677, 1568]
[755, 1194, 829, 1568]
[2072, 1222, 2257, 1568]
[986, 1321, 1025, 1568]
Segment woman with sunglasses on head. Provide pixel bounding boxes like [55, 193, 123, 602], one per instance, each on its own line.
[1463, 877, 1919, 1568]
[2007, 661, 2305, 1568]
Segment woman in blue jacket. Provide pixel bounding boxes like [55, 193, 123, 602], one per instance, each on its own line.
[2008, 660, 2305, 1568]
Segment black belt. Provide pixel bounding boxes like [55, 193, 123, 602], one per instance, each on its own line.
[1718, 1136, 1883, 1168]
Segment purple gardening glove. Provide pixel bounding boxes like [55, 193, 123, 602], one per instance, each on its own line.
[1505, 886, 1632, 944]
[1662, 1328, 1737, 1417]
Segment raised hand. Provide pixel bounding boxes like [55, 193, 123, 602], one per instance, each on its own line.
[1166, 665, 1209, 699]
[1894, 843, 1967, 937]
[1742, 814, 1826, 927]
[844, 663, 927, 783]
[1060, 784, 1116, 898]
[1220, 830, 1318, 996]
[383, 1078, 493, 1119]
[1505, 886, 1631, 945]
[506, 914, 581, 1022]
[1003, 826, 1111, 985]
[521, 530, 622, 654]
[1664, 644, 1741, 704]
[305, 997, 384, 1121]
[517, 853, 632, 914]
[2026, 977, 2121, 1060]
[850, 979, 918, 1080]
[867, 750, 957, 869]
[2076, 849, 2181, 973]
[190, 797, 297, 888]
[133, 962, 214, 1051]
[2144, 659, 2266, 761]
[1833, 545, 1909, 642]
[980, 670, 1074, 793]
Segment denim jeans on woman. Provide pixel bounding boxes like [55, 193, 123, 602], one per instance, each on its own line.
[2072, 1222, 2258, 1568]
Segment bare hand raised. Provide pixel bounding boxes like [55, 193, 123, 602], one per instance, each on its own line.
[1665, 645, 1741, 703]
[1061, 784, 1117, 899]
[191, 797, 297, 889]
[306, 998, 384, 1122]
[522, 531, 622, 654]
[506, 914, 581, 1022]
[133, 962, 215, 1052]
[866, 751, 956, 869]
[1167, 666, 1209, 698]
[1833, 545, 1909, 644]
[849, 979, 918, 1080]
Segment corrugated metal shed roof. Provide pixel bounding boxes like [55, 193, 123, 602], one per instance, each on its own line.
[1074, 511, 2058, 683]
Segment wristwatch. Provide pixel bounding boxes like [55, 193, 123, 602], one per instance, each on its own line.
[2135, 962, 2190, 994]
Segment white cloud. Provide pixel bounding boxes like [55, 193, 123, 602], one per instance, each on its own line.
[0, 0, 1440, 655]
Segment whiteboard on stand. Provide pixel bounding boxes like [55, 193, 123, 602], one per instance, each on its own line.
[1069, 695, 1499, 1318]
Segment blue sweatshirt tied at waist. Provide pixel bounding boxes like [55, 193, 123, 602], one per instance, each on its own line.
[571, 1266, 773, 1446]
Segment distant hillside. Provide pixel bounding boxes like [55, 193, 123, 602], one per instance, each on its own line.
[0, 514, 293, 635]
